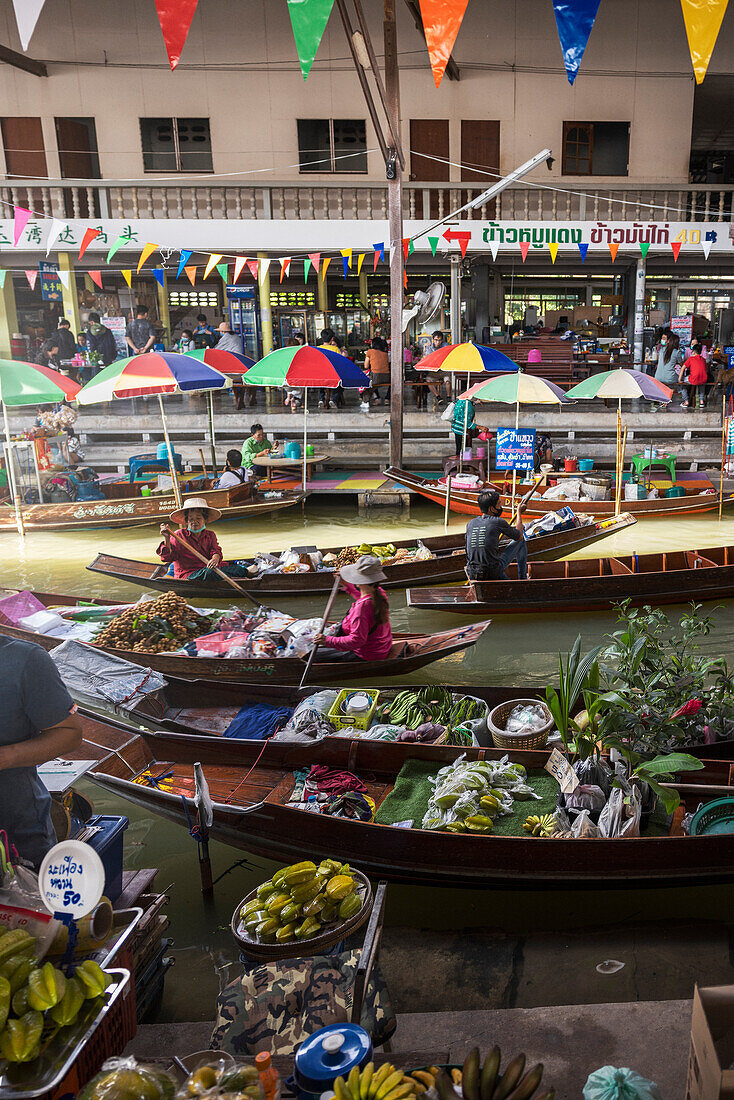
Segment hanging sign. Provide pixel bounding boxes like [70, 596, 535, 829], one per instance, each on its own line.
[38, 261, 63, 301]
[496, 428, 536, 472]
[38, 840, 105, 919]
[670, 315, 694, 346]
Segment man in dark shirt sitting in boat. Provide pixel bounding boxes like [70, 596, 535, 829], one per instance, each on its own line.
[465, 490, 527, 581]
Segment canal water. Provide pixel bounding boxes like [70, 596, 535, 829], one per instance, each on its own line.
[3, 499, 734, 1019]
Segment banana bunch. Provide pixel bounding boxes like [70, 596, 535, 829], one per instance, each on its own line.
[334, 1061, 421, 1100]
[436, 1047, 553, 1100]
[523, 814, 558, 838]
[239, 859, 362, 945]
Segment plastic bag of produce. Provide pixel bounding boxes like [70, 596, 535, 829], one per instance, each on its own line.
[414, 540, 434, 561]
[272, 691, 339, 742]
[338, 723, 403, 741]
[565, 784, 607, 813]
[505, 703, 548, 734]
[583, 1066, 662, 1100]
[598, 784, 642, 838]
[0, 865, 60, 959]
[570, 809, 602, 838]
[543, 478, 583, 501]
[575, 755, 614, 795]
[78, 1057, 176, 1099]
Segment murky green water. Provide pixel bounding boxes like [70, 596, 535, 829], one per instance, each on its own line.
[3, 498, 734, 1019]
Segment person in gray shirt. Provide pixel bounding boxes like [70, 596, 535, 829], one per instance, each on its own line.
[215, 322, 244, 354]
[125, 304, 156, 355]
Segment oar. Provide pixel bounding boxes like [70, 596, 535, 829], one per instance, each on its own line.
[167, 530, 259, 606]
[300, 573, 341, 688]
[199, 448, 209, 480]
[510, 475, 542, 525]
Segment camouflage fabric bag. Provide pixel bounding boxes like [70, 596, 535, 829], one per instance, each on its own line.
[210, 949, 396, 1055]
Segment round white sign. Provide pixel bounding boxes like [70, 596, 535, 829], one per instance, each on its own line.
[38, 840, 105, 919]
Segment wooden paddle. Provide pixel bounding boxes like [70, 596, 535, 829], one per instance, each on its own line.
[510, 475, 542, 525]
[165, 529, 259, 607]
[300, 573, 341, 688]
[199, 449, 209, 480]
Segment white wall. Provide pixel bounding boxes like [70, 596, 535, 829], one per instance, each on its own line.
[0, 0, 730, 185]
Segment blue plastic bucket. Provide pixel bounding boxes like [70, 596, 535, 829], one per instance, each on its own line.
[579, 458, 594, 472]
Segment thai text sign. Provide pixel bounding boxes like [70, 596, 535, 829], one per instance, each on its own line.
[496, 428, 536, 471]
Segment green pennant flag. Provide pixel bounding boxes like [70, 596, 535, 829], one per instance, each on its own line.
[216, 262, 229, 282]
[287, 0, 336, 80]
[106, 232, 128, 264]
[427, 236, 439, 257]
[304, 257, 312, 281]
[639, 242, 650, 258]
[0, 270, 6, 289]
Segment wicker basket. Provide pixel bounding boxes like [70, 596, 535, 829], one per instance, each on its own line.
[488, 698, 554, 750]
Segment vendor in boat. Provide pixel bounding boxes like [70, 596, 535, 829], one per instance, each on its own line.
[215, 448, 252, 490]
[311, 555, 394, 661]
[0, 637, 83, 869]
[465, 489, 528, 581]
[158, 497, 248, 580]
[241, 422, 279, 471]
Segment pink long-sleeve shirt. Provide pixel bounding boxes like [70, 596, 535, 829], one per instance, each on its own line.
[157, 527, 223, 579]
[322, 581, 394, 660]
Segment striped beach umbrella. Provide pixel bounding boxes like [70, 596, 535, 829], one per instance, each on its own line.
[185, 347, 256, 377]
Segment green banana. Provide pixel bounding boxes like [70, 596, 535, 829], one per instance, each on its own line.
[503, 1064, 544, 1100]
[435, 1071, 458, 1100]
[462, 1047, 480, 1100]
[493, 1055, 526, 1100]
[480, 1047, 501, 1100]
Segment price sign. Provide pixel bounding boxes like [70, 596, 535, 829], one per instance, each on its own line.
[38, 840, 105, 920]
[496, 428, 536, 472]
[544, 747, 579, 794]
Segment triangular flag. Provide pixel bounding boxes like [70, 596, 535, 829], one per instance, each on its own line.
[137, 242, 158, 273]
[233, 257, 247, 284]
[57, 268, 70, 289]
[176, 250, 193, 279]
[106, 232, 130, 264]
[184, 266, 197, 286]
[303, 258, 313, 282]
[308, 252, 321, 279]
[701, 239, 713, 260]
[340, 248, 352, 269]
[489, 242, 499, 261]
[404, 269, 408, 289]
[372, 242, 385, 269]
[520, 242, 530, 262]
[578, 242, 589, 262]
[25, 270, 37, 290]
[0, 270, 7, 289]
[671, 241, 682, 263]
[427, 236, 439, 257]
[322, 257, 332, 279]
[680, 0, 729, 84]
[13, 207, 32, 246]
[418, 0, 470, 88]
[88, 270, 103, 289]
[609, 242, 619, 262]
[341, 253, 350, 278]
[204, 254, 222, 280]
[552, 0, 602, 85]
[78, 227, 101, 260]
[286, 0, 336, 80]
[152, 268, 165, 287]
[246, 260, 259, 280]
[216, 262, 229, 283]
[45, 219, 68, 256]
[639, 242, 650, 258]
[258, 259, 271, 284]
[280, 258, 292, 283]
[11, 0, 46, 50]
[154, 0, 200, 70]
[548, 242, 559, 264]
[402, 237, 415, 261]
[356, 252, 367, 275]
[121, 269, 132, 288]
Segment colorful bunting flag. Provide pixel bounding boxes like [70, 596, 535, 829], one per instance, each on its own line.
[322, 257, 332, 279]
[121, 269, 132, 288]
[184, 266, 197, 286]
[303, 258, 313, 282]
[45, 219, 68, 256]
[427, 236, 439, 257]
[258, 259, 271, 284]
[356, 252, 367, 275]
[701, 239, 713, 260]
[372, 243, 385, 270]
[246, 260, 259, 281]
[418, 0, 469, 88]
[548, 242, 559, 264]
[578, 242, 589, 262]
[442, 228, 471, 257]
[341, 253, 350, 278]
[402, 238, 415, 261]
[552, 0, 602, 84]
[639, 242, 650, 258]
[106, 232, 130, 263]
[308, 252, 321, 279]
[154, 0, 200, 70]
[286, 0, 336, 80]
[0, 270, 7, 290]
[137, 242, 159, 273]
[489, 242, 499, 262]
[203, 253, 222, 280]
[671, 241, 682, 263]
[609, 242, 619, 262]
[176, 250, 193, 279]
[680, 0, 729, 83]
[216, 262, 229, 283]
[11, 0, 46, 51]
[78, 227, 101, 260]
[13, 207, 32, 246]
[233, 257, 247, 284]
[520, 242, 530, 262]
[340, 248, 352, 270]
[25, 270, 37, 290]
[56, 268, 70, 290]
[88, 270, 103, 289]
[152, 268, 165, 287]
[280, 257, 292, 282]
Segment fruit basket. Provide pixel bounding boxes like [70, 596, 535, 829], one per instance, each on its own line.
[487, 699, 553, 751]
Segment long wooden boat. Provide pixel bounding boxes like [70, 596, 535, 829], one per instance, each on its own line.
[0, 480, 305, 532]
[385, 467, 734, 519]
[0, 589, 490, 685]
[406, 544, 734, 615]
[67, 711, 734, 888]
[86, 514, 636, 598]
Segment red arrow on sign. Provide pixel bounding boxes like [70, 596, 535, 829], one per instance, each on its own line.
[442, 228, 471, 258]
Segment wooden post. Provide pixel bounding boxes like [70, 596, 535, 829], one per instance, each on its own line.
[385, 0, 404, 469]
[443, 471, 452, 531]
[720, 394, 727, 520]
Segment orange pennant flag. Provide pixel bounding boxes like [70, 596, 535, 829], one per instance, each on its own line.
[88, 270, 103, 289]
[419, 0, 470, 87]
[609, 242, 619, 262]
[548, 242, 559, 264]
[356, 252, 367, 275]
[322, 257, 332, 279]
[519, 242, 530, 262]
[233, 257, 247, 284]
[121, 269, 132, 287]
[204, 253, 222, 280]
[137, 242, 159, 273]
[184, 266, 197, 286]
[280, 257, 292, 282]
[680, 0, 729, 84]
[78, 227, 101, 260]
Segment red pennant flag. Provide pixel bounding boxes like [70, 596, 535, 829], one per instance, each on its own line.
[308, 253, 321, 278]
[609, 242, 619, 262]
[442, 228, 471, 258]
[79, 227, 101, 260]
[419, 0, 470, 88]
[88, 270, 103, 289]
[519, 242, 530, 262]
[13, 207, 32, 246]
[233, 257, 247, 284]
[154, 0, 200, 70]
[671, 241, 682, 263]
[402, 237, 413, 261]
[25, 269, 37, 290]
[246, 260, 259, 280]
[280, 257, 292, 282]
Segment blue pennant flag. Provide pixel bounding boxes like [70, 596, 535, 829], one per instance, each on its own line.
[176, 250, 193, 279]
[152, 268, 165, 287]
[578, 242, 589, 262]
[552, 0, 602, 84]
[372, 242, 385, 264]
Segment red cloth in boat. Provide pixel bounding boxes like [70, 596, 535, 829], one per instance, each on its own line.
[157, 527, 223, 579]
[321, 582, 393, 660]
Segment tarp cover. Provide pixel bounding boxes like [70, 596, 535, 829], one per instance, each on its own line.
[50, 639, 168, 711]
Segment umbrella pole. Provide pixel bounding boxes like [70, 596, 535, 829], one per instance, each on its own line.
[158, 394, 183, 512]
[720, 394, 726, 520]
[2, 400, 24, 538]
[303, 387, 308, 494]
[208, 391, 217, 476]
[460, 370, 470, 475]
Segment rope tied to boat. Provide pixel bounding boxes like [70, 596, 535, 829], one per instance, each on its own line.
[180, 794, 205, 843]
[139, 768, 174, 790]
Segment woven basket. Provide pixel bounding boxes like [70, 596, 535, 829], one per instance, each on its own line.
[488, 698, 554, 751]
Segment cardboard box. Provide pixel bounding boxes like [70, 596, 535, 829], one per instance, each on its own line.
[687, 985, 734, 1099]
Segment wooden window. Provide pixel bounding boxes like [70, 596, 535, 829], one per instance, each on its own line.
[55, 118, 100, 179]
[140, 118, 212, 172]
[562, 122, 629, 176]
[0, 117, 47, 177]
[297, 119, 367, 173]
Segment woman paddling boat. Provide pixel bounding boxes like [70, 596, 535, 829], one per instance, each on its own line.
[311, 554, 394, 662]
[158, 497, 249, 581]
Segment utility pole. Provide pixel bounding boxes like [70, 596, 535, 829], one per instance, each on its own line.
[384, 0, 404, 468]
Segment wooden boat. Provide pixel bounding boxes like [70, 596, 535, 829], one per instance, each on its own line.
[66, 712, 734, 888]
[0, 479, 305, 532]
[0, 589, 490, 685]
[86, 513, 636, 598]
[406, 544, 734, 615]
[385, 466, 734, 520]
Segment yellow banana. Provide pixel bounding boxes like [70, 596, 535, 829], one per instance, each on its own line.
[370, 1063, 395, 1097]
[376, 1070, 405, 1099]
[334, 1078, 352, 1100]
[360, 1064, 375, 1100]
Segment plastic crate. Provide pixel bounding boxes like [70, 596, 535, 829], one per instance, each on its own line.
[328, 689, 380, 730]
[79, 816, 129, 904]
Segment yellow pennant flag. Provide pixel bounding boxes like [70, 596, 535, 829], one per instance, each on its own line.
[356, 252, 367, 274]
[680, 0, 729, 83]
[340, 248, 352, 268]
[548, 242, 559, 264]
[321, 257, 332, 279]
[204, 254, 222, 280]
[121, 269, 132, 288]
[137, 242, 158, 273]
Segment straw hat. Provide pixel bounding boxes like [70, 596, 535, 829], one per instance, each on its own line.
[170, 496, 222, 525]
[339, 553, 387, 585]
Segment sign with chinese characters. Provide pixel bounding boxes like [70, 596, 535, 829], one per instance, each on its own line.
[496, 428, 536, 472]
[38, 840, 105, 919]
[38, 261, 63, 301]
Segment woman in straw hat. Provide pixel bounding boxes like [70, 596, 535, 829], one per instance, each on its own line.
[158, 497, 248, 580]
[311, 554, 394, 661]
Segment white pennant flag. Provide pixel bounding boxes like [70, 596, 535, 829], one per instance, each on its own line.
[701, 239, 713, 261]
[57, 268, 70, 289]
[12, 0, 47, 50]
[45, 219, 68, 256]
[489, 241, 499, 261]
[258, 258, 271, 284]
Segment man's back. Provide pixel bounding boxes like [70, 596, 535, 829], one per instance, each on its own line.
[465, 514, 519, 579]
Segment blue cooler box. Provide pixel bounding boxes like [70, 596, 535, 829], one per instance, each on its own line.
[84, 815, 128, 903]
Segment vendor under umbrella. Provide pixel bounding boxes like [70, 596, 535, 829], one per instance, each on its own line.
[158, 497, 248, 580]
[311, 555, 394, 661]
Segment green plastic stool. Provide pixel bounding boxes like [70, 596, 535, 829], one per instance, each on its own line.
[631, 452, 676, 482]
